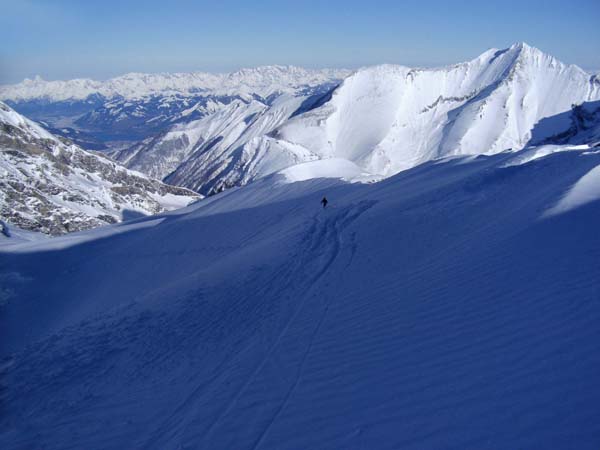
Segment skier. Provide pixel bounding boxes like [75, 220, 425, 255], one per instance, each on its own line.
[0, 220, 9, 238]
[321, 196, 328, 208]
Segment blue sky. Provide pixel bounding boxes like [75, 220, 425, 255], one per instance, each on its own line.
[1, 0, 599, 83]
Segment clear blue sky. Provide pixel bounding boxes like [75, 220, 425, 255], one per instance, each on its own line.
[1, 0, 599, 83]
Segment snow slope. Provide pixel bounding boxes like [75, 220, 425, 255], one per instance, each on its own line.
[1, 145, 599, 449]
[114, 43, 600, 194]
[0, 102, 199, 235]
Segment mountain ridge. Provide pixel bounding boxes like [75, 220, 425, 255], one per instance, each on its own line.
[112, 42, 600, 194]
[0, 101, 199, 235]
[0, 66, 352, 102]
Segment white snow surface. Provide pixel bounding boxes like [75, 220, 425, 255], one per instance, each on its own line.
[278, 158, 373, 183]
[0, 102, 57, 141]
[1, 144, 600, 449]
[502, 144, 590, 167]
[545, 162, 600, 216]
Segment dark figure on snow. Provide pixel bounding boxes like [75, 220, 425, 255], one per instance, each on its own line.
[321, 197, 328, 208]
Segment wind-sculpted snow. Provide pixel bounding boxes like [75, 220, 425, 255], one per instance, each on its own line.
[0, 102, 199, 235]
[1, 146, 599, 449]
[545, 161, 600, 216]
[113, 43, 600, 195]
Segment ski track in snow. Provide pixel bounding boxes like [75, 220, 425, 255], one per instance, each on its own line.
[248, 202, 376, 450]
[144, 201, 375, 449]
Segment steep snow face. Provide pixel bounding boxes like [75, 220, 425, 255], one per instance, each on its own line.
[1, 145, 600, 449]
[116, 99, 275, 180]
[113, 43, 600, 194]
[115, 94, 323, 194]
[0, 102, 199, 235]
[0, 101, 57, 141]
[0, 66, 351, 102]
[277, 43, 600, 176]
[164, 94, 322, 193]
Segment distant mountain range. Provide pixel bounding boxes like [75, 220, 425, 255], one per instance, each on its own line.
[0, 67, 350, 149]
[0, 66, 351, 101]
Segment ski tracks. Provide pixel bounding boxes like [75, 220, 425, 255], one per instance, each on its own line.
[144, 200, 376, 449]
[240, 200, 376, 449]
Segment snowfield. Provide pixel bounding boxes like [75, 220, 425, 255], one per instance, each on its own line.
[1, 144, 599, 449]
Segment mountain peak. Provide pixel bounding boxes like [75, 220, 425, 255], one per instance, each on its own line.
[502, 41, 588, 77]
[508, 41, 547, 59]
[22, 75, 45, 84]
[511, 41, 533, 50]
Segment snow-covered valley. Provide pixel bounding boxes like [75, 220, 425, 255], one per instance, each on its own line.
[2, 143, 600, 448]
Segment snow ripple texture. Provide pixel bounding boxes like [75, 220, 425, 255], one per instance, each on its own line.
[1, 146, 599, 449]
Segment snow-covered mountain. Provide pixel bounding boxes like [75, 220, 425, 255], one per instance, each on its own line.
[0, 102, 199, 235]
[275, 43, 599, 175]
[2, 143, 600, 449]
[113, 94, 324, 193]
[0, 66, 351, 102]
[0, 66, 349, 149]
[113, 43, 600, 194]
